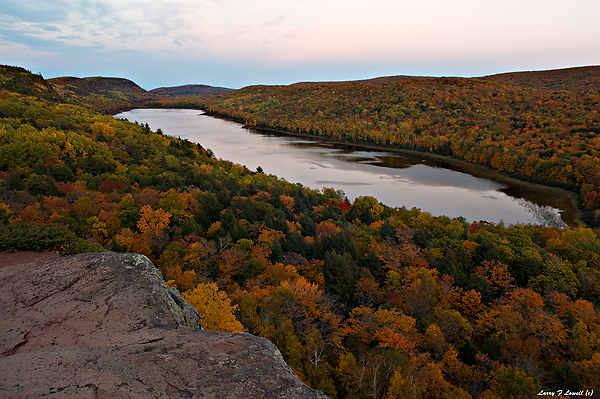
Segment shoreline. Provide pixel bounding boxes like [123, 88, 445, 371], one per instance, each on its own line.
[135, 107, 581, 227]
[202, 110, 581, 227]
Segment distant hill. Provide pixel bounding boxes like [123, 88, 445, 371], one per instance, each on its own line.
[45, 77, 231, 113]
[480, 66, 600, 94]
[291, 67, 600, 94]
[150, 84, 232, 97]
[351, 66, 600, 94]
[48, 76, 147, 95]
[352, 75, 435, 84]
[291, 75, 433, 87]
[0, 65, 61, 101]
[47, 76, 157, 114]
[10, 63, 600, 113]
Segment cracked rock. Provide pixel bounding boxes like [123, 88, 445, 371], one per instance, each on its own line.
[0, 252, 327, 399]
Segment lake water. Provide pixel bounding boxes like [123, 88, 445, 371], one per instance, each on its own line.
[114, 108, 567, 227]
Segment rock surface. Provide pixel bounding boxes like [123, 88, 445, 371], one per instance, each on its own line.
[0, 252, 327, 398]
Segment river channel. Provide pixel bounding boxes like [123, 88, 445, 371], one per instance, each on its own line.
[114, 108, 571, 227]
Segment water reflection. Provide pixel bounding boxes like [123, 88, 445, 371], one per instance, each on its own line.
[515, 198, 567, 229]
[114, 109, 569, 227]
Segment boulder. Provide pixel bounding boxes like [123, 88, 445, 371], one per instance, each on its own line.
[0, 252, 327, 398]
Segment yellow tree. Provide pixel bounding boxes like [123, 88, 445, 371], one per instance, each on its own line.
[182, 282, 244, 333]
[337, 352, 361, 393]
[386, 353, 452, 399]
[373, 308, 418, 354]
[0, 201, 13, 223]
[136, 205, 172, 237]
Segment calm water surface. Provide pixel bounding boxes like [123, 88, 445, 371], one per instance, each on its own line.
[115, 109, 566, 227]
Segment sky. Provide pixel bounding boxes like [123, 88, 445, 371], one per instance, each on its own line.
[1, 0, 599, 90]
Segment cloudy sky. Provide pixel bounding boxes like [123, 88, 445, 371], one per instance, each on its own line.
[1, 0, 599, 90]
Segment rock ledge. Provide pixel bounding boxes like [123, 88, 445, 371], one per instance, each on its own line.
[0, 252, 327, 398]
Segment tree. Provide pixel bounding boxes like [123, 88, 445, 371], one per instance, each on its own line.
[182, 282, 244, 333]
[337, 352, 361, 394]
[486, 365, 540, 399]
[529, 257, 579, 296]
[137, 205, 172, 236]
[401, 267, 440, 320]
[74, 196, 98, 219]
[476, 259, 513, 295]
[354, 277, 383, 308]
[572, 352, 600, 389]
[454, 289, 483, 319]
[385, 353, 452, 399]
[323, 250, 358, 302]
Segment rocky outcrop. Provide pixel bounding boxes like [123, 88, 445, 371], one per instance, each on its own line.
[0, 252, 327, 398]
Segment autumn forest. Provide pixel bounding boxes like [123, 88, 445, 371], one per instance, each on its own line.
[1, 65, 600, 398]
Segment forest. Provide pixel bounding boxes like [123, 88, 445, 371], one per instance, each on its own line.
[187, 69, 600, 227]
[1, 65, 600, 398]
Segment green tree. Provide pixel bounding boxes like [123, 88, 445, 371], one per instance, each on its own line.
[323, 250, 358, 302]
[486, 365, 540, 399]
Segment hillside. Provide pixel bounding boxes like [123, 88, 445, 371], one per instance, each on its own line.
[1, 65, 600, 398]
[150, 84, 232, 97]
[291, 75, 433, 86]
[341, 66, 600, 92]
[48, 76, 148, 95]
[47, 76, 158, 114]
[197, 72, 600, 226]
[0, 65, 61, 101]
[310, 66, 600, 90]
[482, 65, 600, 94]
[46, 75, 230, 114]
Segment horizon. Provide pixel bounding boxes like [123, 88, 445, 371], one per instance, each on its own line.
[2, 0, 599, 90]
[21, 64, 600, 92]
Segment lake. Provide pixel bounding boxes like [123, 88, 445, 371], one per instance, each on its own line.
[114, 108, 569, 227]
